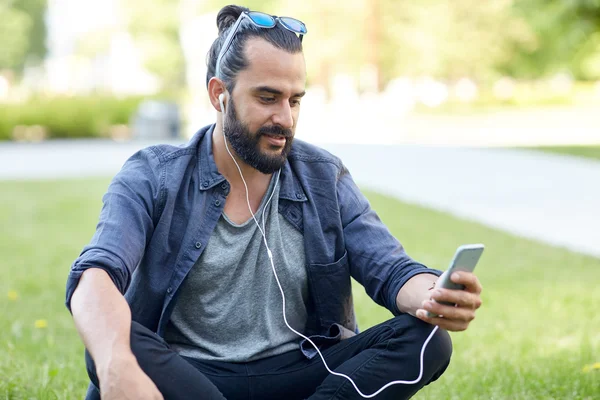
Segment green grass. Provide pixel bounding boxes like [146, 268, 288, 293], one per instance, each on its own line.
[526, 145, 600, 161]
[1, 179, 599, 399]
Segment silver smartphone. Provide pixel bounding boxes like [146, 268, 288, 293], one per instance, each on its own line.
[426, 244, 484, 318]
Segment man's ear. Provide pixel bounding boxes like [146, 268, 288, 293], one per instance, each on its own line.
[208, 77, 227, 112]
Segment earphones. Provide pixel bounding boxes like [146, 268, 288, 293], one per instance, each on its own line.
[218, 93, 226, 112]
[219, 92, 439, 398]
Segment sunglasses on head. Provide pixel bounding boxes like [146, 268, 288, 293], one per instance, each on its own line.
[215, 11, 308, 79]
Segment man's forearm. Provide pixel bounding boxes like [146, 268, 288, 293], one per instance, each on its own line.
[70, 268, 134, 374]
[396, 273, 438, 316]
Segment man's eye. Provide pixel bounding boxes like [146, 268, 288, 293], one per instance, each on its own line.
[291, 99, 301, 107]
[260, 97, 276, 103]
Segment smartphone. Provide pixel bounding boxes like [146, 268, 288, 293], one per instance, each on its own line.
[426, 244, 484, 318]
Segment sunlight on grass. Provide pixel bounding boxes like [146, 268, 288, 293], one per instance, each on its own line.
[1, 179, 598, 398]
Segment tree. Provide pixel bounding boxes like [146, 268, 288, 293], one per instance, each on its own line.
[0, 5, 31, 70]
[123, 0, 186, 91]
[287, 0, 529, 90]
[12, 0, 47, 65]
[0, 0, 47, 74]
[375, 0, 533, 83]
[508, 0, 600, 80]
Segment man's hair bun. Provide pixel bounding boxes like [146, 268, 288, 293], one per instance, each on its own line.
[217, 5, 250, 35]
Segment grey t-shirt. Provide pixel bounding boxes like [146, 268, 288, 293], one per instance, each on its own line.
[164, 175, 308, 362]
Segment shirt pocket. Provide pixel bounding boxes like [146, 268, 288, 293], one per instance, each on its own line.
[306, 250, 353, 328]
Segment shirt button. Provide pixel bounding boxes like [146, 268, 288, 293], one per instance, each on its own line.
[167, 287, 172, 294]
[296, 193, 303, 199]
[214, 200, 221, 206]
[202, 181, 209, 188]
[221, 183, 228, 190]
[195, 242, 202, 249]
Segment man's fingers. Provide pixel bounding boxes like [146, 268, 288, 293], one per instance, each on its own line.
[422, 299, 476, 322]
[431, 289, 482, 310]
[416, 272, 483, 332]
[416, 309, 469, 332]
[450, 272, 482, 294]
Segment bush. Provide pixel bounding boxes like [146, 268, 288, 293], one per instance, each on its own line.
[0, 95, 148, 141]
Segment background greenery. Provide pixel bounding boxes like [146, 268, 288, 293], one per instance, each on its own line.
[2, 1, 600, 142]
[3, 0, 600, 89]
[1, 178, 598, 398]
[0, 96, 145, 141]
[524, 145, 600, 161]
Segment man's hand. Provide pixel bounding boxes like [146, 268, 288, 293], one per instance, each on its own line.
[416, 271, 482, 332]
[99, 353, 164, 400]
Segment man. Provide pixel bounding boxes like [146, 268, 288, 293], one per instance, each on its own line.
[66, 5, 483, 399]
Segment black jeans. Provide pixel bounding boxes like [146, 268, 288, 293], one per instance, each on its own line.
[85, 315, 452, 400]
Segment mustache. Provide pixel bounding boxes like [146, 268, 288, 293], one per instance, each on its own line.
[257, 125, 293, 138]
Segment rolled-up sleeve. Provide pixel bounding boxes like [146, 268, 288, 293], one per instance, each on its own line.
[337, 164, 441, 316]
[65, 147, 163, 313]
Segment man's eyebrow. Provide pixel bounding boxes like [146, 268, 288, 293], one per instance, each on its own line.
[253, 86, 306, 98]
[254, 86, 282, 96]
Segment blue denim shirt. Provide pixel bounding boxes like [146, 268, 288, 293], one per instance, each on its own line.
[65, 124, 440, 358]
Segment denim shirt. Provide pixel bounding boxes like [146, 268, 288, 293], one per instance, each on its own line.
[65, 124, 441, 358]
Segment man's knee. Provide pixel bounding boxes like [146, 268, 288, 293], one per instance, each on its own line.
[388, 315, 453, 378]
[424, 324, 452, 378]
[409, 318, 452, 381]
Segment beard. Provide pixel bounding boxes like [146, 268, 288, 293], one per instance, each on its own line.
[223, 98, 294, 174]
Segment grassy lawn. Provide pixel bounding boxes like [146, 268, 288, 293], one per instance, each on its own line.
[1, 178, 599, 399]
[525, 145, 600, 161]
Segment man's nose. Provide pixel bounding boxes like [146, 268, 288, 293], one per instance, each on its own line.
[271, 101, 294, 130]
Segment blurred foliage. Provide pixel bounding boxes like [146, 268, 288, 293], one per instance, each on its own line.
[74, 28, 114, 60]
[0, 96, 145, 141]
[2, 0, 600, 94]
[507, 0, 600, 80]
[122, 0, 186, 92]
[198, 0, 600, 91]
[0, 5, 31, 70]
[13, 0, 47, 64]
[0, 0, 46, 72]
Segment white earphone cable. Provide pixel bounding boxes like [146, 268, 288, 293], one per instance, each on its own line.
[220, 98, 438, 398]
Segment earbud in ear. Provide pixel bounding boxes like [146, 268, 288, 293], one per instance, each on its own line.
[218, 93, 225, 112]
